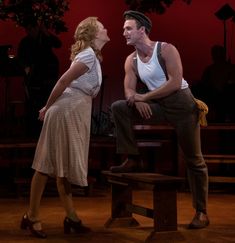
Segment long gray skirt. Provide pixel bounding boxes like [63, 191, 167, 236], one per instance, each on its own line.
[32, 87, 92, 186]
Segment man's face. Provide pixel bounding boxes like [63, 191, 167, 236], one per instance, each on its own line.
[123, 19, 142, 45]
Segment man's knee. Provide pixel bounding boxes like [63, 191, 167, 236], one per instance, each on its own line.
[111, 100, 127, 114]
[186, 157, 207, 171]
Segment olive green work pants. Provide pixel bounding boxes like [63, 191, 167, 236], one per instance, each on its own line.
[111, 88, 208, 213]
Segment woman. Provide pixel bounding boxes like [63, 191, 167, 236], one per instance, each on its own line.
[20, 17, 110, 238]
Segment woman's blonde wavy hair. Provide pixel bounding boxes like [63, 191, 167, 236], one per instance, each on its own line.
[70, 17, 102, 62]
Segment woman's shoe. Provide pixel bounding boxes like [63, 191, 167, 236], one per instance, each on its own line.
[20, 213, 47, 238]
[64, 217, 91, 234]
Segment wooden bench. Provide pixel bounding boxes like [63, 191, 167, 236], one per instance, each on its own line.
[204, 154, 235, 184]
[90, 136, 165, 149]
[133, 124, 178, 174]
[200, 124, 235, 184]
[133, 123, 235, 184]
[89, 135, 170, 173]
[204, 154, 235, 164]
[0, 140, 96, 197]
[0, 140, 37, 197]
[102, 171, 184, 242]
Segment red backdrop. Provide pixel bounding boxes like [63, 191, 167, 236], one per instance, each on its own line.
[0, 0, 235, 115]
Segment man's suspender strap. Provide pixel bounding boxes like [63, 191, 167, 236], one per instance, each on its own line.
[156, 42, 169, 80]
[133, 42, 209, 126]
[133, 41, 169, 80]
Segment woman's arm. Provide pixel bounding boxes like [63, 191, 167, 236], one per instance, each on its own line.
[38, 61, 88, 120]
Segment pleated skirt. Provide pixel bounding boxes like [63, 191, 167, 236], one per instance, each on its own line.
[32, 87, 92, 186]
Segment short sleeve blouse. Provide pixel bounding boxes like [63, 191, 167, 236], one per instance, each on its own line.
[69, 47, 102, 97]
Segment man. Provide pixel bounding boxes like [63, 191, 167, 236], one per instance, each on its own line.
[110, 10, 209, 229]
[17, 23, 61, 137]
[200, 45, 235, 122]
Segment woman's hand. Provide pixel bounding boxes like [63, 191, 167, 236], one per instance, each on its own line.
[38, 106, 47, 121]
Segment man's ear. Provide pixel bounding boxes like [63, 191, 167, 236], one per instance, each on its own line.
[139, 26, 147, 35]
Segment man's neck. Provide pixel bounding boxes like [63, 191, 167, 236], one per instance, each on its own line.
[135, 40, 156, 60]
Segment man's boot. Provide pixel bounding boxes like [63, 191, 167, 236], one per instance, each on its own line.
[110, 158, 141, 173]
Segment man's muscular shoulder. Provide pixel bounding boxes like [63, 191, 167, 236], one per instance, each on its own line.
[161, 42, 178, 59]
[126, 51, 137, 62]
[125, 51, 137, 69]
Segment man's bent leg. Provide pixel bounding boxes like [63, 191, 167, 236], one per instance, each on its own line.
[110, 100, 141, 172]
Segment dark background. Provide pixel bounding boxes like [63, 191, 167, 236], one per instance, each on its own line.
[0, 0, 235, 116]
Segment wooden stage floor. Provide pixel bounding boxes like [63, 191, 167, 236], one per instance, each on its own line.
[0, 188, 235, 243]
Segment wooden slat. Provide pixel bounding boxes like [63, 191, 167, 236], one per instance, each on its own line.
[204, 154, 235, 164]
[133, 124, 174, 131]
[126, 203, 154, 218]
[209, 176, 235, 183]
[0, 142, 37, 149]
[133, 123, 235, 131]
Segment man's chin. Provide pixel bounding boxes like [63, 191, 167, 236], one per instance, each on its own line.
[126, 40, 133, 45]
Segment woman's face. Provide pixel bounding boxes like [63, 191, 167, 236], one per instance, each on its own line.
[95, 21, 110, 43]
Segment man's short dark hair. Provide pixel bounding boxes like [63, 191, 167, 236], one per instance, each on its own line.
[123, 10, 152, 34]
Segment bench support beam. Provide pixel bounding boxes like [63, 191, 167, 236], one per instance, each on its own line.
[102, 171, 183, 242]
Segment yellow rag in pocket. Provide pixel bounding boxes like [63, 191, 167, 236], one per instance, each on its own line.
[194, 98, 209, 127]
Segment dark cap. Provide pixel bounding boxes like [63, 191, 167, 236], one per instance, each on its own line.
[123, 10, 152, 33]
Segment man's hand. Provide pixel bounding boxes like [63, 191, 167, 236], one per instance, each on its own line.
[134, 93, 146, 102]
[126, 93, 152, 119]
[135, 102, 152, 119]
[126, 94, 136, 106]
[127, 93, 146, 106]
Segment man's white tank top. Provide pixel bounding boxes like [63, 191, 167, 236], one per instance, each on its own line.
[136, 42, 188, 91]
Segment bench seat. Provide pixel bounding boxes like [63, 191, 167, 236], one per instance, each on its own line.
[102, 171, 184, 242]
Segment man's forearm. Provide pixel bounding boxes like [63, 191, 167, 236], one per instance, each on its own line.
[125, 88, 136, 99]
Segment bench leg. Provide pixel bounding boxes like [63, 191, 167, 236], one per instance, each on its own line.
[104, 181, 139, 228]
[145, 186, 178, 242]
[153, 186, 177, 232]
